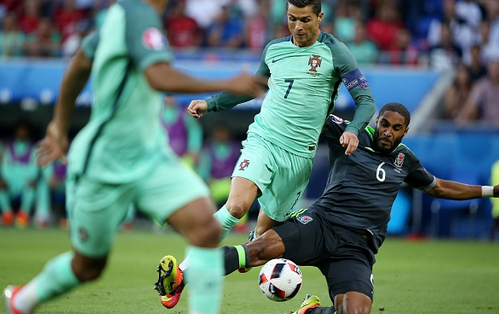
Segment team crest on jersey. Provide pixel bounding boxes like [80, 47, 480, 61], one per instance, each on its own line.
[307, 55, 322, 77]
[142, 27, 166, 50]
[330, 114, 343, 124]
[308, 55, 322, 71]
[394, 153, 405, 168]
[239, 159, 250, 171]
[298, 215, 313, 225]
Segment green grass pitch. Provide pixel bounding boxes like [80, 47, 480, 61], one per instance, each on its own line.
[1, 227, 499, 313]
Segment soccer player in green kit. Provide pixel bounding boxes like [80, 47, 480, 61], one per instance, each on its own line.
[2, 0, 264, 313]
[158, 0, 376, 309]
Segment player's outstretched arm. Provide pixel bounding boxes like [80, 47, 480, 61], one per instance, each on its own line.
[37, 48, 92, 166]
[427, 178, 499, 200]
[145, 62, 265, 97]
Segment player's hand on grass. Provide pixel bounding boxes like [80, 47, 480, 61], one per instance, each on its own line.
[340, 131, 359, 155]
[187, 100, 208, 119]
[37, 121, 68, 166]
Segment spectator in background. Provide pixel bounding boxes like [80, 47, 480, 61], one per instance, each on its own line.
[34, 166, 50, 228]
[164, 0, 202, 48]
[385, 28, 419, 66]
[477, 19, 493, 61]
[19, 0, 42, 35]
[0, 121, 38, 228]
[184, 0, 257, 33]
[269, 0, 288, 35]
[244, 0, 268, 51]
[427, 0, 476, 65]
[197, 124, 249, 233]
[74, 0, 93, 12]
[205, 4, 245, 48]
[0, 12, 26, 58]
[24, 17, 61, 58]
[455, 0, 483, 31]
[61, 19, 91, 58]
[184, 0, 226, 30]
[160, 94, 203, 169]
[468, 44, 487, 82]
[366, 1, 404, 52]
[197, 124, 241, 207]
[487, 0, 499, 52]
[443, 62, 473, 120]
[54, 0, 86, 44]
[35, 158, 67, 229]
[347, 21, 379, 65]
[332, 0, 362, 44]
[0, 0, 24, 17]
[428, 22, 462, 71]
[198, 124, 252, 233]
[457, 55, 499, 124]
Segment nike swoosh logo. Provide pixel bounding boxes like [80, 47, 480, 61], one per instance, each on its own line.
[271, 56, 291, 63]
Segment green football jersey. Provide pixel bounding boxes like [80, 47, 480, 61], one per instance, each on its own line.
[207, 32, 375, 158]
[68, 0, 174, 183]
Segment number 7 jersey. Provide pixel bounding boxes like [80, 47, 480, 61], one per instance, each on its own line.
[249, 32, 375, 158]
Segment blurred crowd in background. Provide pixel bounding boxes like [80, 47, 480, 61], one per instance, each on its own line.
[2, 0, 499, 124]
[0, 0, 498, 67]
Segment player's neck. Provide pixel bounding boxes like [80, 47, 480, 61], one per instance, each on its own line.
[292, 31, 320, 48]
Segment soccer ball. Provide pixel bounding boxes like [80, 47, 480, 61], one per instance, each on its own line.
[258, 258, 302, 302]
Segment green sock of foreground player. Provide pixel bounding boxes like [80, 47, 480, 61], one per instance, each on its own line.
[213, 205, 240, 241]
[14, 251, 80, 313]
[186, 246, 224, 314]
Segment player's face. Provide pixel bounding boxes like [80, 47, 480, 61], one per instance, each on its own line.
[287, 4, 323, 47]
[373, 111, 408, 154]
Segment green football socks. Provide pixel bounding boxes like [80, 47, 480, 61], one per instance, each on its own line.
[186, 246, 223, 314]
[14, 251, 80, 313]
[213, 205, 240, 241]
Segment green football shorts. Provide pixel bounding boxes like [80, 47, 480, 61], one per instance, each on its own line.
[66, 155, 209, 257]
[232, 133, 314, 222]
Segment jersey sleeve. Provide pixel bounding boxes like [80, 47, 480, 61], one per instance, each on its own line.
[122, 2, 173, 72]
[403, 148, 436, 192]
[329, 39, 376, 136]
[81, 31, 99, 60]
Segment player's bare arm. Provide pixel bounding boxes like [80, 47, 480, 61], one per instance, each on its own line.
[145, 62, 265, 97]
[427, 178, 499, 199]
[37, 48, 92, 166]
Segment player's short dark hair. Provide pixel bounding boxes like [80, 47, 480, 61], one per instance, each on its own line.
[287, 0, 321, 16]
[378, 102, 411, 126]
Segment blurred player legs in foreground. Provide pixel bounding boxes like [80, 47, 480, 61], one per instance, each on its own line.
[3, 0, 265, 314]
